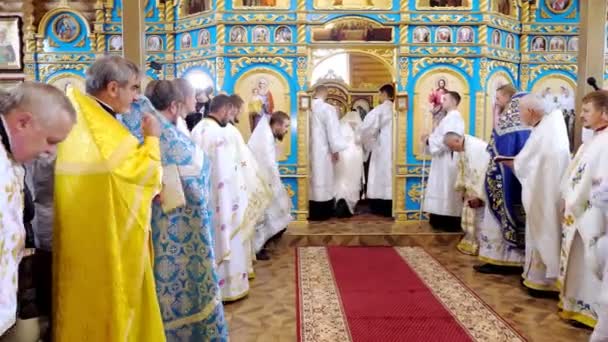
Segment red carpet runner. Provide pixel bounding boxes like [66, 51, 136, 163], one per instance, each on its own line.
[296, 247, 525, 342]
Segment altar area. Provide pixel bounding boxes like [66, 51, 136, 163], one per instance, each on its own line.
[0, 0, 605, 223]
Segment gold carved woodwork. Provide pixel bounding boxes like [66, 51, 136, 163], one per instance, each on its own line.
[407, 182, 425, 204]
[475, 91, 484, 138]
[230, 56, 293, 76]
[529, 64, 577, 84]
[412, 57, 473, 76]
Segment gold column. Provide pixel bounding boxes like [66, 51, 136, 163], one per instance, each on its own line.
[574, 0, 607, 148]
[122, 0, 146, 69]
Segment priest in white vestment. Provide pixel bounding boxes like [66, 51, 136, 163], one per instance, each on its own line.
[444, 132, 490, 256]
[334, 109, 365, 217]
[248, 111, 293, 259]
[0, 83, 75, 336]
[309, 85, 347, 220]
[476, 88, 530, 275]
[559, 90, 608, 328]
[590, 177, 608, 342]
[227, 94, 273, 261]
[504, 94, 570, 296]
[422, 90, 465, 230]
[191, 94, 270, 301]
[360, 84, 395, 217]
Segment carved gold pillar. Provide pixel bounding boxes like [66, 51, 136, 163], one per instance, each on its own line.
[122, 0, 146, 70]
[574, 0, 607, 148]
[22, 0, 36, 80]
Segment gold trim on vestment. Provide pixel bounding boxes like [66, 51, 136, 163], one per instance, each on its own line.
[164, 298, 222, 330]
[522, 279, 558, 292]
[222, 289, 250, 303]
[558, 303, 598, 328]
[456, 240, 479, 256]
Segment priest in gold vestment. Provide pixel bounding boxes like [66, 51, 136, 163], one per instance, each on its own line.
[53, 57, 166, 341]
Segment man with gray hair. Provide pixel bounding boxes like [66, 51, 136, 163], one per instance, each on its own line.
[498, 93, 570, 297]
[0, 82, 75, 338]
[53, 56, 166, 341]
[444, 131, 491, 256]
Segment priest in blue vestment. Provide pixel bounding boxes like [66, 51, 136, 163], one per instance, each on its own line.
[123, 81, 228, 341]
[476, 89, 531, 275]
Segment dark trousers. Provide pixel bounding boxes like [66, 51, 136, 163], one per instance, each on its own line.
[429, 214, 462, 232]
[335, 199, 354, 218]
[309, 199, 335, 221]
[369, 199, 392, 217]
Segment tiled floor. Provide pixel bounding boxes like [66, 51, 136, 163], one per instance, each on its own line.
[224, 217, 592, 342]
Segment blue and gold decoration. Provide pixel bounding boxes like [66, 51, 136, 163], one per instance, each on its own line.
[24, 0, 583, 222]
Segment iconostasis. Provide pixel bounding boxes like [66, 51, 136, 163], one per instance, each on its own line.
[5, 0, 589, 222]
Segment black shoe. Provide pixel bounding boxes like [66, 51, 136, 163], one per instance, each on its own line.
[268, 229, 287, 244]
[527, 288, 559, 299]
[335, 199, 354, 218]
[256, 249, 270, 261]
[473, 264, 523, 275]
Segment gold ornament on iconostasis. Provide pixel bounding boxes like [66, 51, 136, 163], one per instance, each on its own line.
[47, 73, 86, 94]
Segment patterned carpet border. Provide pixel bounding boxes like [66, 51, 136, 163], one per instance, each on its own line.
[297, 246, 526, 342]
[296, 247, 352, 342]
[394, 247, 526, 342]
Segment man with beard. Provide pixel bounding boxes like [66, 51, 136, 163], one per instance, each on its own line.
[192, 94, 269, 301]
[248, 111, 292, 259]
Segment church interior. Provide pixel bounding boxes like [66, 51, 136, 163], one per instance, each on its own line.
[1, 0, 607, 341]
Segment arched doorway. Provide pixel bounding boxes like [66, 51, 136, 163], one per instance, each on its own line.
[307, 49, 397, 219]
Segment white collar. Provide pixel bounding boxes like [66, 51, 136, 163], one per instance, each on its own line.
[0, 114, 13, 150]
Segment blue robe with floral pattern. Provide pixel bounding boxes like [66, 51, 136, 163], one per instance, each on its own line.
[122, 98, 228, 341]
[484, 92, 531, 248]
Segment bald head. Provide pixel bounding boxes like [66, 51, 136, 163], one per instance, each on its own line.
[0, 82, 76, 162]
[519, 93, 548, 127]
[443, 131, 464, 152]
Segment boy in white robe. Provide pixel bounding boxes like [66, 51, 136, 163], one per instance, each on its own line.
[444, 132, 490, 256]
[422, 90, 465, 231]
[501, 94, 570, 297]
[309, 85, 347, 220]
[334, 109, 365, 217]
[360, 84, 395, 217]
[248, 111, 293, 259]
[560, 90, 608, 328]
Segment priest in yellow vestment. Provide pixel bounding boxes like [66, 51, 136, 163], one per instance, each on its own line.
[53, 56, 166, 341]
